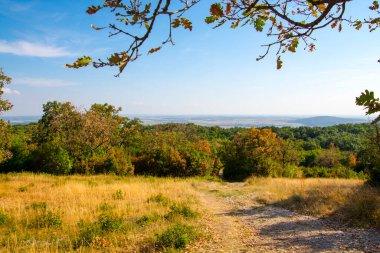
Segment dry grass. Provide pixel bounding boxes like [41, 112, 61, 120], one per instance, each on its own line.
[246, 177, 380, 228]
[0, 173, 203, 252]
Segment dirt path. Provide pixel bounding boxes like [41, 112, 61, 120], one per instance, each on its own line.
[192, 182, 380, 253]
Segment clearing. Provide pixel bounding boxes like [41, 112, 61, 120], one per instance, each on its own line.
[0, 174, 379, 252]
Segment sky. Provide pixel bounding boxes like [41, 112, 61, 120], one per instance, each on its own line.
[0, 0, 379, 116]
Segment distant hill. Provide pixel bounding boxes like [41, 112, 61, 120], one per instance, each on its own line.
[291, 116, 366, 127]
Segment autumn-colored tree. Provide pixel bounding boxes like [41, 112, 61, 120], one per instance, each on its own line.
[223, 128, 283, 180]
[0, 68, 13, 162]
[68, 0, 380, 75]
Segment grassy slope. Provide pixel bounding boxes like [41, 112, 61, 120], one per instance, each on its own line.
[0, 174, 379, 252]
[0, 174, 204, 252]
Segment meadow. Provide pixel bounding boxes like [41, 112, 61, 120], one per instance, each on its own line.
[0, 174, 379, 252]
[0, 174, 204, 252]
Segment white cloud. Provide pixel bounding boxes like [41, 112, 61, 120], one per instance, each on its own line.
[14, 77, 79, 87]
[1, 87, 21, 95]
[0, 40, 72, 57]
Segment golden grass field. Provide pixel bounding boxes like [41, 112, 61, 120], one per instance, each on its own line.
[245, 177, 380, 227]
[0, 174, 204, 252]
[0, 174, 379, 252]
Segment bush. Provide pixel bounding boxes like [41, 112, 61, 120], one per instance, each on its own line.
[37, 144, 73, 175]
[147, 193, 171, 206]
[136, 213, 160, 226]
[0, 212, 9, 225]
[29, 210, 62, 228]
[76, 220, 103, 247]
[134, 132, 216, 177]
[340, 193, 380, 228]
[368, 166, 380, 186]
[97, 212, 123, 232]
[97, 202, 115, 212]
[112, 189, 124, 200]
[165, 203, 198, 220]
[302, 166, 366, 179]
[155, 223, 198, 250]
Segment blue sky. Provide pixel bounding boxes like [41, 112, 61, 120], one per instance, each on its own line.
[0, 0, 379, 116]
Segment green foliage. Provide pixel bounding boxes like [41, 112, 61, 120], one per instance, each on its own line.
[134, 131, 217, 177]
[97, 202, 115, 212]
[356, 90, 380, 185]
[97, 212, 123, 232]
[39, 145, 73, 175]
[0, 212, 9, 225]
[155, 223, 198, 250]
[165, 203, 198, 220]
[76, 220, 103, 247]
[101, 148, 134, 175]
[148, 193, 172, 206]
[136, 213, 160, 226]
[29, 202, 48, 211]
[0, 68, 13, 163]
[356, 90, 380, 124]
[0, 101, 377, 182]
[29, 210, 62, 228]
[223, 128, 282, 181]
[112, 189, 125, 200]
[0, 68, 13, 114]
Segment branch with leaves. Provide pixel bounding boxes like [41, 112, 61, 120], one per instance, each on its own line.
[67, 0, 380, 76]
[67, 0, 199, 77]
[356, 90, 380, 125]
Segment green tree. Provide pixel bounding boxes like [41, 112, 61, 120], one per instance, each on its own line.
[356, 90, 380, 185]
[32, 101, 134, 175]
[0, 68, 13, 162]
[68, 0, 380, 75]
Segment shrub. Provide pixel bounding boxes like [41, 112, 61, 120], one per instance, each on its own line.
[0, 212, 9, 225]
[76, 220, 103, 247]
[155, 223, 198, 250]
[147, 193, 171, 206]
[339, 189, 380, 228]
[136, 213, 160, 226]
[97, 202, 115, 212]
[368, 166, 380, 186]
[38, 144, 73, 175]
[112, 189, 124, 200]
[165, 203, 198, 220]
[29, 210, 62, 228]
[97, 212, 123, 232]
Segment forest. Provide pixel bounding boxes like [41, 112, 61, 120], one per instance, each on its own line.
[1, 101, 379, 185]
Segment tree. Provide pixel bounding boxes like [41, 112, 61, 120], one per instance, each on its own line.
[223, 128, 282, 180]
[356, 90, 380, 185]
[68, 0, 380, 75]
[32, 101, 134, 175]
[0, 68, 13, 162]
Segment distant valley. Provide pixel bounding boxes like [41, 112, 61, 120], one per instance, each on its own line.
[1, 115, 368, 127]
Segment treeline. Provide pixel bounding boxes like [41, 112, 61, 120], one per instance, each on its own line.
[1, 101, 379, 184]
